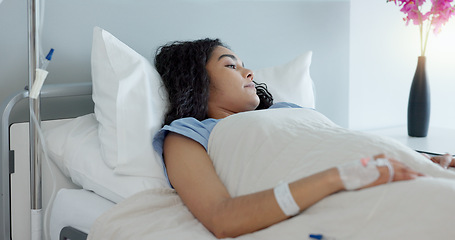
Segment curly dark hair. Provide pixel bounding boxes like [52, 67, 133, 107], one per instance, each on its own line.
[155, 38, 273, 126]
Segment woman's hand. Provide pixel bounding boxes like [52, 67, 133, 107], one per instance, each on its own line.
[336, 154, 424, 191]
[422, 153, 455, 169]
[362, 154, 424, 189]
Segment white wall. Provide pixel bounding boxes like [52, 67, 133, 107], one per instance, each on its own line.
[5, 1, 452, 131]
[0, 0, 351, 127]
[350, 0, 455, 130]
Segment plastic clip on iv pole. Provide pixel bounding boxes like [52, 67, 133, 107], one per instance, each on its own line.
[30, 48, 54, 99]
[31, 209, 42, 239]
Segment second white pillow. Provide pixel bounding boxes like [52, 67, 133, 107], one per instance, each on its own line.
[254, 51, 315, 109]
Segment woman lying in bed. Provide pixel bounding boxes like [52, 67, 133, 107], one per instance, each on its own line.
[152, 38, 447, 239]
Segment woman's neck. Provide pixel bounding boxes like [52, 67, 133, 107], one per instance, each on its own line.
[207, 107, 235, 119]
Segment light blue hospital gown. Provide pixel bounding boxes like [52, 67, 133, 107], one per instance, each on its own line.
[152, 102, 302, 185]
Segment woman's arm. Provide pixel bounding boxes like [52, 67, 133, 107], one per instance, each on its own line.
[163, 133, 420, 239]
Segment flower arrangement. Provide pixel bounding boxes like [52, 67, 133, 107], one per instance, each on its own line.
[387, 0, 455, 56]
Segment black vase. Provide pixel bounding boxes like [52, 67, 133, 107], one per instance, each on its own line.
[407, 56, 430, 137]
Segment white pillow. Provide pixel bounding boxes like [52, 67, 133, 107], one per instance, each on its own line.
[44, 114, 168, 203]
[91, 26, 167, 177]
[254, 51, 315, 109]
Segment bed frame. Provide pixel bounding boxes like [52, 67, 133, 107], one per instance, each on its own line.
[59, 227, 87, 240]
[0, 82, 92, 240]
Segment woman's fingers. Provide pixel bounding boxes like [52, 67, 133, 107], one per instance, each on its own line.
[360, 155, 424, 189]
[430, 153, 454, 169]
[391, 163, 420, 181]
[382, 158, 423, 182]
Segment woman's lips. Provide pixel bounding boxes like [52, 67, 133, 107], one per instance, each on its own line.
[244, 82, 255, 88]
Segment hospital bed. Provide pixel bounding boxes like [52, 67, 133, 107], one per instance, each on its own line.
[1, 23, 317, 239]
[0, 18, 317, 239]
[2, 1, 455, 239]
[3, 26, 455, 240]
[2, 1, 351, 238]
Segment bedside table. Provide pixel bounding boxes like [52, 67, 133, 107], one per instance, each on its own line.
[364, 126, 455, 156]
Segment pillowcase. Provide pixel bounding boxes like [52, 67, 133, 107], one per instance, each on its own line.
[91, 26, 167, 177]
[254, 51, 315, 109]
[44, 114, 168, 203]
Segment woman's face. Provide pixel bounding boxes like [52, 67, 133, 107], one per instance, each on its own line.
[206, 46, 260, 119]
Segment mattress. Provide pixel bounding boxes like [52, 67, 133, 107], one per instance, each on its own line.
[49, 188, 115, 240]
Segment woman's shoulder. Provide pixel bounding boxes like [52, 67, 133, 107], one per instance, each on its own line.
[167, 117, 220, 130]
[153, 117, 221, 153]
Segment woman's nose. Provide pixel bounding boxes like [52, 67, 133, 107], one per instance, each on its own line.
[244, 68, 254, 81]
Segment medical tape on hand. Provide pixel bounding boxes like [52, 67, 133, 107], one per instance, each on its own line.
[274, 182, 300, 216]
[337, 157, 380, 190]
[375, 158, 394, 183]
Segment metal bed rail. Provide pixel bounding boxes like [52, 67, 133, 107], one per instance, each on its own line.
[0, 82, 92, 240]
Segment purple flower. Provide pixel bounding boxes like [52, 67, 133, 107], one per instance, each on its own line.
[430, 0, 455, 33]
[388, 0, 455, 55]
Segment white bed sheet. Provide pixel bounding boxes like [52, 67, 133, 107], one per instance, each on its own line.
[50, 188, 115, 240]
[88, 108, 455, 240]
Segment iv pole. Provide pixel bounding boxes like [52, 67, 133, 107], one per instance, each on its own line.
[28, 0, 43, 239]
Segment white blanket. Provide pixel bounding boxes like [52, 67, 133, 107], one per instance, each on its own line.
[88, 108, 455, 240]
